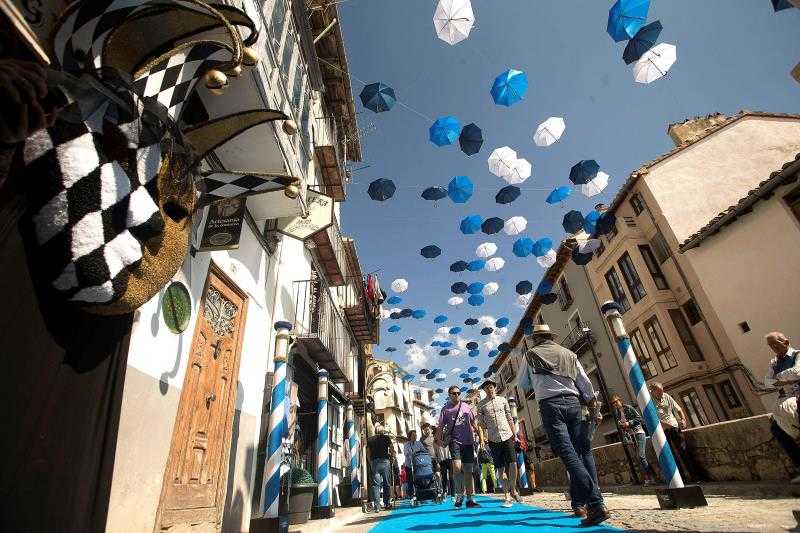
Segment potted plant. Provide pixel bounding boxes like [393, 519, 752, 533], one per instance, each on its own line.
[288, 466, 317, 525]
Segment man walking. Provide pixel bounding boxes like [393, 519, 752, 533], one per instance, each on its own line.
[402, 429, 418, 499]
[366, 424, 395, 512]
[764, 331, 800, 482]
[650, 382, 706, 483]
[436, 385, 483, 508]
[476, 378, 520, 507]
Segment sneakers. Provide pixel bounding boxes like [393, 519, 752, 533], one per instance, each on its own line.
[580, 505, 610, 527]
[501, 499, 513, 508]
[573, 506, 587, 518]
[512, 491, 523, 503]
[465, 499, 481, 508]
[454, 496, 464, 508]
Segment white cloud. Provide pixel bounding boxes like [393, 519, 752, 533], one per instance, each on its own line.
[478, 315, 496, 328]
[406, 345, 429, 370]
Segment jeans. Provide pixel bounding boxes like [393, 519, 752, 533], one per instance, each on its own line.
[632, 431, 656, 479]
[771, 419, 800, 471]
[664, 427, 705, 482]
[540, 395, 603, 510]
[370, 459, 393, 508]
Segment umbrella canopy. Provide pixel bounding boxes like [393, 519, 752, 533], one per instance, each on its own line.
[488, 350, 499, 358]
[772, 0, 796, 10]
[435, 388, 444, 393]
[391, 279, 409, 292]
[440, 341, 453, 348]
[562, 210, 585, 234]
[404, 338, 417, 345]
[485, 257, 505, 272]
[449, 326, 462, 334]
[481, 217, 505, 234]
[460, 214, 483, 234]
[634, 43, 677, 84]
[451, 282, 468, 294]
[542, 293, 559, 305]
[422, 186, 448, 201]
[467, 366, 479, 373]
[496, 185, 521, 204]
[503, 216, 527, 235]
[468, 350, 480, 358]
[581, 171, 610, 197]
[537, 249, 558, 268]
[388, 325, 401, 332]
[496, 317, 510, 328]
[368, 178, 396, 201]
[467, 259, 486, 272]
[359, 82, 396, 113]
[400, 309, 413, 318]
[468, 294, 485, 306]
[421, 245, 442, 258]
[387, 295, 402, 305]
[513, 237, 535, 257]
[465, 318, 479, 325]
[596, 213, 618, 236]
[459, 123, 483, 155]
[448, 296, 464, 306]
[432, 341, 441, 347]
[419, 369, 429, 375]
[546, 185, 572, 204]
[450, 260, 468, 272]
[434, 314, 448, 323]
[448, 175, 474, 203]
[516, 294, 532, 307]
[577, 238, 602, 254]
[607, 0, 650, 42]
[387, 347, 397, 352]
[433, 0, 476, 45]
[412, 309, 427, 319]
[504, 158, 532, 184]
[466, 342, 479, 350]
[430, 116, 461, 146]
[516, 280, 533, 295]
[476, 242, 498, 258]
[498, 342, 512, 353]
[481, 327, 494, 335]
[569, 160, 600, 185]
[623, 20, 663, 64]
[584, 210, 601, 234]
[488, 146, 517, 178]
[572, 247, 594, 266]
[533, 117, 566, 147]
[390, 312, 402, 319]
[491, 68, 529, 107]
[537, 279, 553, 295]
[482, 282, 499, 295]
[467, 282, 485, 295]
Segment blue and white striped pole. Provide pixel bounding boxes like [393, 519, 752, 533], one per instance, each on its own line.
[317, 369, 331, 513]
[346, 403, 361, 500]
[261, 321, 293, 518]
[601, 301, 684, 489]
[508, 397, 528, 489]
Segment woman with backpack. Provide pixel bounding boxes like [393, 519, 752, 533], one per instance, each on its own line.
[611, 394, 657, 485]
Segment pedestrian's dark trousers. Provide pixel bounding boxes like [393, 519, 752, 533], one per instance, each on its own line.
[771, 419, 800, 470]
[440, 459, 453, 495]
[370, 459, 392, 508]
[539, 395, 603, 510]
[568, 419, 601, 509]
[663, 427, 704, 482]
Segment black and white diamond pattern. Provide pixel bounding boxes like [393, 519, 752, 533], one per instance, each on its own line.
[199, 171, 297, 205]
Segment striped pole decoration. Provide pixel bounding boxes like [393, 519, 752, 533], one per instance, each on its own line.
[508, 397, 528, 489]
[317, 369, 331, 509]
[345, 403, 361, 499]
[260, 321, 293, 517]
[601, 301, 684, 489]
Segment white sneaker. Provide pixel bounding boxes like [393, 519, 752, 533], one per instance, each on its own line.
[502, 500, 513, 508]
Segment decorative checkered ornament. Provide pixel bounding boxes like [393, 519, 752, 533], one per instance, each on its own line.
[198, 171, 297, 205]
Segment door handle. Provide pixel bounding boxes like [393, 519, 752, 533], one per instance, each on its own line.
[206, 393, 216, 407]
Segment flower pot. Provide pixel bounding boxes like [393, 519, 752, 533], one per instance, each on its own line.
[288, 483, 317, 525]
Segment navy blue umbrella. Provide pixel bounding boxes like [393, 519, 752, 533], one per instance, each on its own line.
[450, 260, 468, 272]
[569, 160, 599, 185]
[400, 308, 413, 317]
[481, 217, 505, 235]
[419, 369, 429, 375]
[480, 327, 493, 335]
[465, 318, 479, 325]
[469, 350, 480, 358]
[596, 213, 618, 236]
[421, 245, 442, 258]
[451, 282, 468, 294]
[516, 280, 533, 295]
[459, 123, 483, 156]
[537, 280, 553, 295]
[435, 388, 444, 394]
[495, 185, 521, 204]
[562, 210, 585, 234]
[521, 317, 533, 335]
[404, 338, 417, 345]
[468, 366, 479, 373]
[386, 347, 397, 352]
[368, 178, 396, 201]
[466, 341, 479, 350]
[542, 293, 559, 305]
[623, 20, 663, 64]
[772, 0, 796, 10]
[572, 248, 594, 266]
[421, 186, 448, 201]
[483, 370, 493, 378]
[391, 312, 404, 320]
[440, 350, 450, 356]
[463, 378, 472, 384]
[498, 342, 512, 353]
[359, 82, 396, 113]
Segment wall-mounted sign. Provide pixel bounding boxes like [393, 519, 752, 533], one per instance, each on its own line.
[276, 190, 333, 241]
[199, 197, 246, 251]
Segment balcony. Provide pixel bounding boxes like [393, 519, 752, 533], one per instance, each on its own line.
[292, 279, 355, 382]
[562, 323, 598, 354]
[339, 238, 380, 344]
[309, 220, 347, 286]
[314, 116, 348, 201]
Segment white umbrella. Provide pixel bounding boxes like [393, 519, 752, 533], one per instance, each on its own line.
[380, 308, 392, 319]
[391, 278, 408, 293]
[633, 43, 677, 84]
[476, 242, 498, 258]
[482, 282, 499, 295]
[504, 158, 532, 184]
[433, 0, 475, 46]
[437, 373, 447, 379]
[485, 257, 505, 272]
[516, 294, 532, 307]
[450, 349, 461, 356]
[503, 216, 527, 235]
[581, 171, 609, 197]
[451, 367, 462, 374]
[390, 307, 401, 314]
[488, 146, 517, 178]
[437, 327, 450, 334]
[537, 249, 557, 268]
[448, 296, 464, 306]
[578, 238, 602, 254]
[533, 117, 566, 147]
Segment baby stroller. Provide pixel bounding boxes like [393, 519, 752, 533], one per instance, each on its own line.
[409, 442, 443, 506]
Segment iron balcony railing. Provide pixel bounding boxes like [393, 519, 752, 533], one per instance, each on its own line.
[338, 275, 380, 343]
[562, 322, 597, 354]
[313, 115, 348, 200]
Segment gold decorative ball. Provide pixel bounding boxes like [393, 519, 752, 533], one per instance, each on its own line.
[225, 65, 243, 78]
[284, 184, 300, 199]
[242, 47, 259, 67]
[282, 120, 298, 135]
[204, 69, 228, 92]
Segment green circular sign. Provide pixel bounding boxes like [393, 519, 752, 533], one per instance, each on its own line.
[162, 281, 192, 334]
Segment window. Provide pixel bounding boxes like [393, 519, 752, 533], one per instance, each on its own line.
[703, 385, 729, 422]
[605, 267, 630, 312]
[630, 193, 647, 216]
[719, 380, 742, 408]
[270, 0, 287, 44]
[649, 231, 671, 264]
[607, 221, 619, 240]
[785, 186, 800, 223]
[639, 245, 669, 290]
[618, 252, 647, 303]
[644, 315, 678, 372]
[623, 216, 637, 228]
[668, 308, 704, 361]
[291, 59, 305, 110]
[682, 299, 703, 325]
[679, 389, 709, 428]
[557, 276, 574, 310]
[630, 328, 659, 379]
[738, 321, 750, 333]
[280, 24, 297, 77]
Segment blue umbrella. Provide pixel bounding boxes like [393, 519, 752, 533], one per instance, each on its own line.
[468, 294, 485, 306]
[623, 20, 663, 64]
[596, 213, 618, 236]
[419, 369, 429, 375]
[516, 280, 533, 295]
[465, 318, 479, 325]
[490, 69, 529, 107]
[430, 368, 442, 375]
[481, 217, 505, 234]
[460, 373, 470, 379]
[400, 308, 413, 317]
[390, 312, 402, 319]
[451, 282, 468, 294]
[388, 325, 401, 332]
[460, 214, 483, 234]
[467, 259, 486, 272]
[429, 116, 461, 146]
[607, 0, 650, 42]
[468, 366, 479, 373]
[573, 248, 594, 266]
[359, 82, 396, 113]
[483, 370, 493, 378]
[437, 377, 447, 381]
[448, 175, 474, 203]
[562, 210, 585, 234]
[488, 349, 499, 358]
[386, 295, 402, 305]
[513, 237, 534, 257]
[404, 338, 417, 345]
[439, 350, 450, 357]
[533, 237, 553, 257]
[584, 210, 601, 234]
[772, 0, 796, 10]
[481, 327, 493, 335]
[421, 186, 448, 201]
[498, 342, 512, 353]
[459, 123, 483, 156]
[495, 185, 521, 204]
[569, 160, 599, 185]
[471, 377, 481, 383]
[542, 293, 559, 305]
[460, 386, 468, 392]
[522, 317, 534, 335]
[435, 388, 444, 393]
[467, 282, 485, 295]
[440, 341, 453, 348]
[463, 378, 472, 384]
[431, 341, 441, 347]
[386, 347, 397, 352]
[412, 309, 427, 319]
[496, 317, 509, 328]
[434, 314, 448, 323]
[537, 279, 553, 295]
[421, 245, 442, 258]
[368, 178, 396, 201]
[450, 260, 468, 272]
[403, 375, 415, 382]
[449, 327, 462, 335]
[546, 186, 572, 204]
[466, 341, 479, 350]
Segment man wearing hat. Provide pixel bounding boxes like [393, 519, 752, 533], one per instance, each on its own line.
[526, 324, 609, 526]
[476, 378, 519, 507]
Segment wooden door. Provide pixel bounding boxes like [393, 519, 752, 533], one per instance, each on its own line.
[156, 263, 248, 531]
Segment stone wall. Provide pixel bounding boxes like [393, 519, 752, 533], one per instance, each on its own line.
[534, 414, 795, 486]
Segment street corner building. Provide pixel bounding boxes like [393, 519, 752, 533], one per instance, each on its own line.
[0, 1, 380, 532]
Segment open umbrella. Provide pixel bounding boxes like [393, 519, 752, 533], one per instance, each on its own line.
[533, 117, 566, 147]
[533, 237, 553, 257]
[386, 347, 398, 353]
[476, 242, 497, 258]
[391, 279, 409, 292]
[400, 309, 413, 318]
[467, 259, 486, 272]
[368, 178, 396, 201]
[607, 0, 650, 42]
[430, 116, 461, 146]
[634, 43, 677, 84]
[498, 342, 512, 353]
[623, 20, 663, 64]
[488, 350, 499, 358]
[450, 260, 468, 272]
[460, 214, 483, 234]
[422, 186, 448, 201]
[562, 210, 585, 234]
[359, 82, 396, 113]
[546, 186, 572, 204]
[577, 239, 602, 254]
[496, 185, 521, 204]
[485, 257, 505, 272]
[488, 146, 517, 178]
[537, 279, 553, 295]
[482, 282, 499, 295]
[448, 175, 474, 203]
[481, 217, 505, 234]
[572, 247, 594, 266]
[466, 342, 478, 350]
[468, 350, 480, 358]
[404, 338, 417, 345]
[388, 325, 401, 332]
[448, 296, 463, 306]
[459, 123, 483, 155]
[504, 158, 532, 184]
[387, 295, 402, 305]
[772, 0, 796, 10]
[581, 171, 609, 197]
[465, 318, 479, 325]
[412, 309, 427, 319]
[503, 216, 527, 235]
[451, 282, 468, 294]
[537, 249, 558, 268]
[467, 366, 479, 374]
[440, 341, 453, 348]
[433, 0, 475, 45]
[596, 213, 618, 236]
[584, 210, 601, 234]
[467, 282, 485, 294]
[513, 237, 534, 257]
[542, 293, 559, 305]
[491, 68, 529, 107]
[496, 317, 510, 328]
[390, 312, 402, 320]
[516, 280, 533, 295]
[449, 326, 462, 334]
[481, 327, 494, 335]
[517, 294, 532, 307]
[468, 294, 485, 306]
[569, 160, 600, 185]
[434, 314, 448, 323]
[421, 245, 442, 258]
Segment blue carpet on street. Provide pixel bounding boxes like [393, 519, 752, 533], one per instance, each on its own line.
[369, 495, 621, 532]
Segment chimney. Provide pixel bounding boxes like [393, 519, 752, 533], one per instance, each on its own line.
[667, 113, 729, 147]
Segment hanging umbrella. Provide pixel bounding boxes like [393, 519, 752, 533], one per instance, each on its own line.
[485, 257, 505, 272]
[467, 259, 486, 272]
[419, 369, 430, 375]
[448, 296, 463, 306]
[449, 326, 462, 334]
[488, 146, 517, 178]
[387, 347, 397, 352]
[459, 123, 483, 155]
[391, 279, 409, 293]
[516, 294, 532, 307]
[412, 309, 427, 319]
[440, 341, 453, 348]
[542, 293, 559, 305]
[431, 341, 441, 347]
[562, 210, 585, 234]
[533, 117, 566, 147]
[430, 116, 461, 146]
[476, 242, 497, 258]
[468, 294, 485, 306]
[577, 238, 602, 254]
[634, 43, 677, 84]
[450, 260, 468, 272]
[772, 0, 796, 10]
[503, 216, 527, 235]
[460, 214, 483, 234]
[496, 317, 509, 328]
[437, 326, 449, 334]
[537, 280, 553, 295]
[572, 247, 594, 266]
[607, 0, 650, 42]
[387, 295, 402, 305]
[513, 237, 534, 257]
[504, 158, 532, 184]
[467, 281, 485, 294]
[421, 245, 442, 258]
[582, 171, 610, 197]
[546, 185, 572, 204]
[448, 175, 474, 203]
[388, 325, 401, 332]
[390, 312, 402, 320]
[433, 0, 476, 45]
[368, 178, 396, 201]
[569, 160, 600, 185]
[498, 342, 512, 353]
[434, 314, 448, 323]
[584, 210, 601, 234]
[537, 249, 558, 268]
[451, 282, 468, 294]
[596, 213, 618, 236]
[468, 350, 480, 358]
[495, 185, 521, 204]
[465, 318, 479, 325]
[482, 282, 499, 295]
[400, 308, 413, 318]
[490, 68, 529, 107]
[359, 82, 396, 113]
[521, 317, 533, 335]
[467, 366, 479, 374]
[481, 327, 494, 335]
[623, 20, 663, 64]
[404, 338, 417, 345]
[466, 342, 478, 350]
[488, 349, 499, 358]
[516, 280, 533, 295]
[422, 186, 448, 201]
[481, 217, 505, 234]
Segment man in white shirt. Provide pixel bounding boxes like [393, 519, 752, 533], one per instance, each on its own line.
[477, 379, 519, 507]
[650, 382, 705, 482]
[764, 331, 800, 482]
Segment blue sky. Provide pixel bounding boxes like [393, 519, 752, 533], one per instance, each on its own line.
[336, 1, 800, 398]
